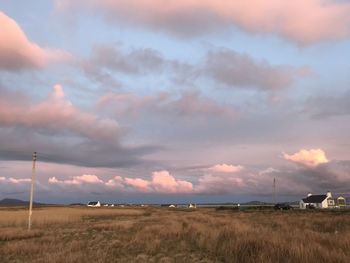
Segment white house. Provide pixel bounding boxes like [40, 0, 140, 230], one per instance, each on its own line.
[300, 192, 345, 209]
[87, 201, 101, 207]
[188, 203, 196, 208]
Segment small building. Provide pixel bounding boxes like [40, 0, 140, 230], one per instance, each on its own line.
[300, 192, 346, 209]
[87, 201, 101, 207]
[188, 203, 196, 208]
[335, 196, 346, 207]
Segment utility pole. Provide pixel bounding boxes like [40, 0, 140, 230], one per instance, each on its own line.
[273, 177, 276, 204]
[28, 152, 37, 231]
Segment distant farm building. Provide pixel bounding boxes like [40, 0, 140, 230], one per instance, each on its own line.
[87, 201, 101, 207]
[188, 203, 197, 208]
[300, 192, 346, 209]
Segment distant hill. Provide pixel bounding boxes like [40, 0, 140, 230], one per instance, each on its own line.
[0, 198, 42, 206]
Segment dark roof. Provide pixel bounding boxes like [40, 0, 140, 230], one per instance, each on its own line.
[88, 201, 99, 205]
[302, 195, 327, 203]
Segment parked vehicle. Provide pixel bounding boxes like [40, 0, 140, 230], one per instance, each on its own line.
[274, 203, 293, 210]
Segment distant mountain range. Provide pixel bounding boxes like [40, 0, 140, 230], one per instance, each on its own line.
[0, 198, 43, 206]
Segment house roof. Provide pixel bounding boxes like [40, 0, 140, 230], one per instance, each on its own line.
[88, 201, 99, 205]
[302, 195, 327, 203]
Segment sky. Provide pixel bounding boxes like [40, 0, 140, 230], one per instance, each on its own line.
[0, 0, 349, 204]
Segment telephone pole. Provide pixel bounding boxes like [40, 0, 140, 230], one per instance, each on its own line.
[273, 177, 276, 204]
[28, 152, 37, 231]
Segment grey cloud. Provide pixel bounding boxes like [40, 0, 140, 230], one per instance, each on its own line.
[81, 44, 196, 87]
[0, 129, 158, 168]
[97, 91, 236, 119]
[86, 45, 165, 75]
[306, 90, 350, 119]
[83, 44, 302, 91]
[271, 161, 350, 195]
[161, 92, 236, 118]
[205, 49, 295, 90]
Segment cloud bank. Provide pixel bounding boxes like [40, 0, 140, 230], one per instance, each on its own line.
[2, 149, 349, 199]
[49, 170, 194, 194]
[57, 0, 350, 44]
[0, 85, 156, 168]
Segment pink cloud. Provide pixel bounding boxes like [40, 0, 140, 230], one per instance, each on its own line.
[283, 149, 329, 167]
[0, 177, 31, 184]
[124, 177, 150, 192]
[48, 170, 193, 194]
[0, 84, 120, 140]
[124, 171, 193, 193]
[105, 176, 124, 188]
[57, 0, 350, 44]
[209, 164, 244, 173]
[0, 11, 70, 71]
[49, 174, 103, 185]
[151, 170, 193, 193]
[8, 178, 31, 184]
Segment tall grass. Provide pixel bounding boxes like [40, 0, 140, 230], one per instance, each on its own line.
[0, 207, 349, 262]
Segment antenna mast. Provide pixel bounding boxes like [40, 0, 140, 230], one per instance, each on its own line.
[28, 152, 37, 231]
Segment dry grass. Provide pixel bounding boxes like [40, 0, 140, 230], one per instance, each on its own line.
[0, 207, 349, 262]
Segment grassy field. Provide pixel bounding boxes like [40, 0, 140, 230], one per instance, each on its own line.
[0, 206, 349, 263]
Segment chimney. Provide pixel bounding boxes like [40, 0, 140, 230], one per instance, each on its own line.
[307, 192, 312, 197]
[326, 191, 332, 198]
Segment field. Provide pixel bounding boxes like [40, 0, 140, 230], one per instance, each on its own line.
[0, 206, 349, 263]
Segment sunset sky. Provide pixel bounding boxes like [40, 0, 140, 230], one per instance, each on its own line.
[0, 0, 349, 204]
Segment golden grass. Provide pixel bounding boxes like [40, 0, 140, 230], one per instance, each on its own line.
[0, 207, 349, 262]
[0, 207, 145, 227]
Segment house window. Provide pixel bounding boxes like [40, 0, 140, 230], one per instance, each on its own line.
[328, 200, 334, 205]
